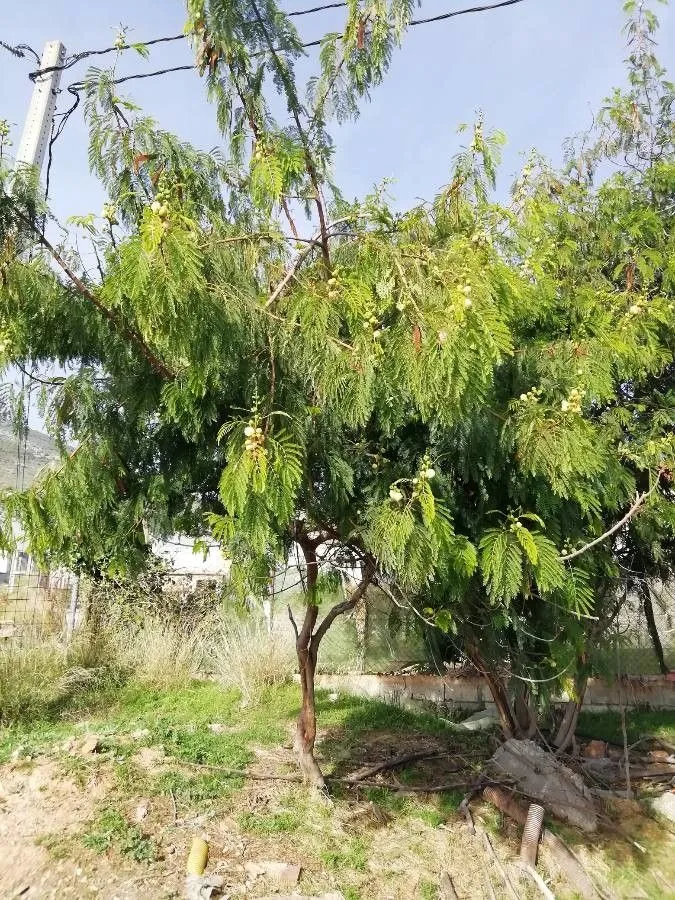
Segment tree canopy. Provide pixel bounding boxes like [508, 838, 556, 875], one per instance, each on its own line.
[0, 0, 673, 775]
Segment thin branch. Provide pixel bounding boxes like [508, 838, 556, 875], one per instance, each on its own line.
[560, 479, 661, 562]
[287, 603, 299, 640]
[265, 216, 353, 308]
[248, 0, 331, 267]
[11, 205, 173, 379]
[313, 557, 375, 646]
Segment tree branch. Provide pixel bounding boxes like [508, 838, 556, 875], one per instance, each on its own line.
[313, 557, 375, 647]
[11, 206, 173, 379]
[560, 479, 661, 562]
[265, 216, 353, 308]
[248, 0, 331, 267]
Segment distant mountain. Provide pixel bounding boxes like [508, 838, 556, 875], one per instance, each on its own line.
[0, 424, 59, 490]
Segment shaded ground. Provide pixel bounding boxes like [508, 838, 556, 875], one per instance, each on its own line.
[1, 680, 674, 899]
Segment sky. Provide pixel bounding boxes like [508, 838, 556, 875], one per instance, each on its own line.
[1, 0, 674, 433]
[2, 0, 674, 228]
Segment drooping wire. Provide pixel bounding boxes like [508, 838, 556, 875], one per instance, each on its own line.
[1, 39, 41, 63]
[27, 0, 530, 81]
[38, 0, 531, 198]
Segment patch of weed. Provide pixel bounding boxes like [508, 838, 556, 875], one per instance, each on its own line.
[82, 808, 155, 862]
[36, 832, 74, 860]
[341, 888, 362, 900]
[238, 809, 302, 834]
[419, 880, 439, 900]
[321, 836, 370, 871]
[153, 769, 242, 804]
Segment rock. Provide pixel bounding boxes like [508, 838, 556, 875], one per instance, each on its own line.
[459, 707, 500, 731]
[651, 790, 675, 825]
[583, 740, 607, 759]
[490, 739, 598, 832]
[134, 746, 166, 769]
[78, 735, 101, 755]
[134, 801, 149, 821]
[207, 723, 227, 734]
[244, 861, 302, 884]
[184, 873, 224, 900]
[130, 728, 151, 741]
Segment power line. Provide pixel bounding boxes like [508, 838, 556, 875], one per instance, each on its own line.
[28, 34, 186, 82]
[38, 0, 530, 193]
[27, 0, 529, 80]
[1, 39, 40, 64]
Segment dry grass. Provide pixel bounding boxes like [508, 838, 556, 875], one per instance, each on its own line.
[208, 614, 295, 704]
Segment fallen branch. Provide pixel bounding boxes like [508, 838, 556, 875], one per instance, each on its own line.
[439, 872, 459, 900]
[344, 749, 440, 783]
[482, 831, 519, 900]
[517, 863, 556, 900]
[180, 759, 478, 793]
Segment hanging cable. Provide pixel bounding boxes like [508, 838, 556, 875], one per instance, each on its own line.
[1, 39, 40, 63]
[27, 0, 530, 81]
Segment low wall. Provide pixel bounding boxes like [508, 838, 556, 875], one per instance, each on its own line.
[315, 672, 675, 711]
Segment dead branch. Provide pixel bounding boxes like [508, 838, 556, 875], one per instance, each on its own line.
[344, 750, 450, 783]
[439, 872, 459, 900]
[560, 482, 661, 562]
[482, 831, 520, 900]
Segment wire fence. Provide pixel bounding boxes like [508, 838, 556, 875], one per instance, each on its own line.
[1, 565, 673, 679]
[0, 571, 79, 647]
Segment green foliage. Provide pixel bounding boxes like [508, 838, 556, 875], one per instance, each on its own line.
[0, 0, 674, 724]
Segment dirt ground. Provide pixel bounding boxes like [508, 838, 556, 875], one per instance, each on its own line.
[1, 680, 674, 900]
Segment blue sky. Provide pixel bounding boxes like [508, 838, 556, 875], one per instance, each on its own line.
[2, 0, 674, 229]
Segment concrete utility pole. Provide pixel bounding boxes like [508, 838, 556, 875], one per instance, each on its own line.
[15, 41, 66, 176]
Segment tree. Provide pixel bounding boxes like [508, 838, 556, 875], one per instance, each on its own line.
[0, 0, 673, 781]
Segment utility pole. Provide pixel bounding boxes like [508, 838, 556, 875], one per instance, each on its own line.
[15, 40, 66, 177]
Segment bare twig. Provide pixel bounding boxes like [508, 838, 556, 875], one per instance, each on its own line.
[439, 872, 459, 900]
[517, 863, 556, 900]
[344, 750, 451, 783]
[265, 216, 353, 308]
[483, 831, 520, 900]
[560, 481, 661, 562]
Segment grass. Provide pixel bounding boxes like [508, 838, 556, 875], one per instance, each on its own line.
[2, 627, 675, 899]
[577, 708, 675, 745]
[238, 808, 303, 834]
[82, 808, 155, 862]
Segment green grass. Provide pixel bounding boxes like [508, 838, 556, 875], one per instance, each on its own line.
[419, 880, 439, 900]
[82, 808, 155, 862]
[320, 836, 370, 871]
[576, 708, 675, 745]
[238, 808, 302, 834]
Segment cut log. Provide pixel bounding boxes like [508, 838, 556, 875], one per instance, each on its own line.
[490, 739, 598, 832]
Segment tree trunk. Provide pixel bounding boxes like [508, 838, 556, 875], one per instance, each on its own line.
[553, 673, 588, 754]
[292, 539, 324, 787]
[463, 637, 518, 738]
[290, 539, 375, 788]
[640, 583, 669, 675]
[295, 636, 325, 787]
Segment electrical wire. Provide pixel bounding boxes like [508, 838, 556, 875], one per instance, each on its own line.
[27, 0, 530, 81]
[1, 39, 40, 63]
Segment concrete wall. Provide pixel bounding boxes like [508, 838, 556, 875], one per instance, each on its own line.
[315, 672, 675, 711]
